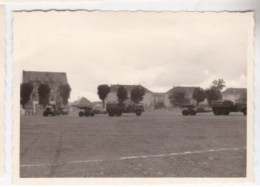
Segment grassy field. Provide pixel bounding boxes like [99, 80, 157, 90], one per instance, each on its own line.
[20, 111, 246, 177]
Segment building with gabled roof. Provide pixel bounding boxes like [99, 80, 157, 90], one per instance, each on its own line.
[22, 70, 69, 115]
[165, 86, 207, 107]
[222, 88, 247, 102]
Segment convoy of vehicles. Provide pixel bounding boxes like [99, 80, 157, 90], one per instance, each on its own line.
[106, 102, 144, 117]
[181, 100, 247, 116]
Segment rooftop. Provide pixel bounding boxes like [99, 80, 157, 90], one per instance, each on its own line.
[22, 70, 68, 84]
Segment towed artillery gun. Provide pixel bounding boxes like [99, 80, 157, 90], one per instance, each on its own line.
[43, 104, 68, 116]
[78, 106, 95, 117]
[181, 104, 211, 116]
[211, 100, 247, 116]
[181, 104, 197, 116]
[73, 97, 107, 117]
[106, 101, 144, 117]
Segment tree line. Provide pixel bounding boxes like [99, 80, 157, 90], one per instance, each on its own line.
[169, 79, 226, 107]
[20, 83, 71, 108]
[97, 85, 145, 107]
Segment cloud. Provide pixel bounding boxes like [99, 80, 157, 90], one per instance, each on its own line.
[15, 11, 251, 101]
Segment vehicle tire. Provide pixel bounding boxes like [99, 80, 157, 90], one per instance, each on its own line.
[43, 112, 47, 117]
[108, 111, 114, 117]
[182, 109, 189, 116]
[116, 111, 122, 116]
[136, 110, 142, 116]
[222, 108, 230, 115]
[90, 113, 95, 117]
[213, 108, 221, 115]
[79, 111, 84, 117]
[243, 108, 247, 116]
[190, 110, 197, 116]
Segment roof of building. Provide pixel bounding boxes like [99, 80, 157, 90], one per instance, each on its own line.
[22, 70, 68, 84]
[222, 88, 247, 95]
[73, 97, 93, 108]
[152, 92, 166, 96]
[110, 84, 153, 93]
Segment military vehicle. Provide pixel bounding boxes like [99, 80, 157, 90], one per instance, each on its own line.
[43, 105, 68, 116]
[78, 106, 95, 117]
[211, 100, 247, 116]
[106, 102, 144, 117]
[181, 104, 212, 116]
[77, 106, 107, 117]
[181, 105, 197, 116]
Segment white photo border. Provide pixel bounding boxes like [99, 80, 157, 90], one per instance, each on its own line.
[5, 0, 259, 185]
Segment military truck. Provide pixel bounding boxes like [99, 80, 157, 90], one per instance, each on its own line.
[106, 102, 144, 117]
[211, 100, 247, 116]
[43, 105, 68, 116]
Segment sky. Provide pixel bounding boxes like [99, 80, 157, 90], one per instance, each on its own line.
[13, 11, 252, 102]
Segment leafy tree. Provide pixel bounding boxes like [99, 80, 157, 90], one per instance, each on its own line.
[169, 91, 189, 107]
[192, 87, 206, 106]
[117, 86, 127, 103]
[212, 79, 226, 91]
[130, 85, 145, 104]
[20, 83, 34, 108]
[205, 87, 222, 106]
[59, 84, 71, 105]
[97, 85, 111, 108]
[38, 84, 51, 108]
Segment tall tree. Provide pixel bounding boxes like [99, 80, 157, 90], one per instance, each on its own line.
[205, 87, 222, 106]
[117, 86, 127, 103]
[97, 85, 111, 108]
[38, 84, 51, 108]
[20, 83, 34, 108]
[59, 84, 71, 105]
[130, 85, 145, 104]
[212, 79, 226, 91]
[169, 91, 189, 107]
[192, 87, 206, 106]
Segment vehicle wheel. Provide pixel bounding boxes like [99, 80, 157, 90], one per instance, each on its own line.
[213, 108, 221, 115]
[116, 111, 122, 116]
[90, 113, 95, 117]
[190, 110, 197, 116]
[243, 108, 247, 116]
[222, 109, 230, 115]
[79, 111, 84, 117]
[108, 112, 114, 117]
[135, 110, 142, 116]
[182, 109, 189, 116]
[43, 112, 47, 116]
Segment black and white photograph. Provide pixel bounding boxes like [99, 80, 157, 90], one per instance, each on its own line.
[13, 11, 254, 180]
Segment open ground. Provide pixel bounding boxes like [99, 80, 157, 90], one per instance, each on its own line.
[20, 111, 246, 177]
